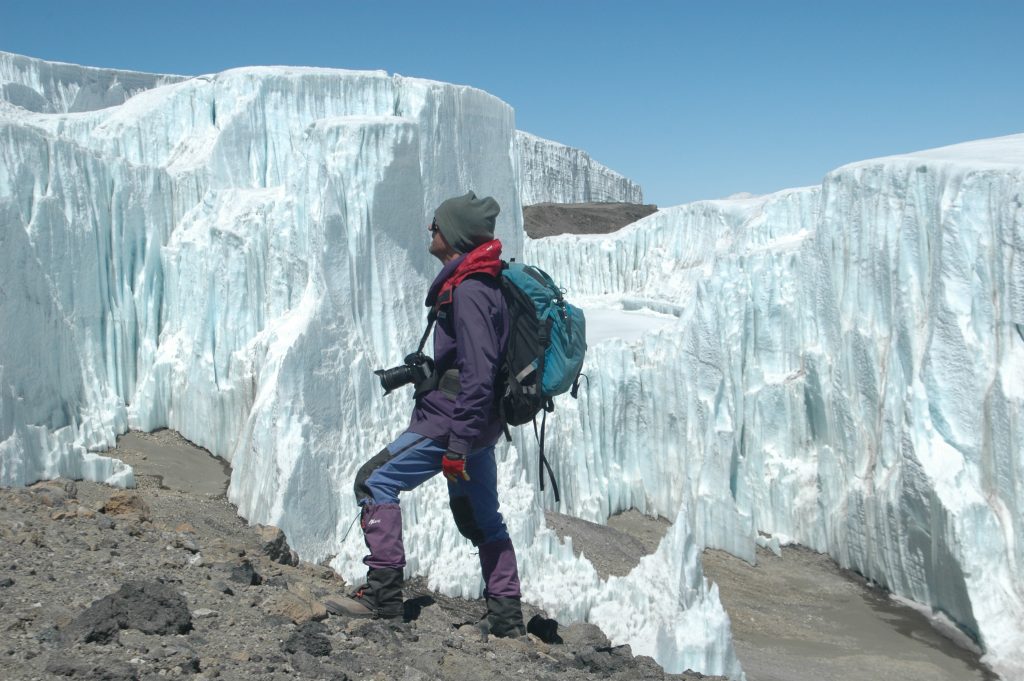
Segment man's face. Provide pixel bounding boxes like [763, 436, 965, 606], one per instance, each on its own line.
[428, 218, 458, 262]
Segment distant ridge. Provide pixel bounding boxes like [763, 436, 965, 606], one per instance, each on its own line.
[524, 201, 658, 238]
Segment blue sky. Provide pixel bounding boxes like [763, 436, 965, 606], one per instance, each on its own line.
[3, 1, 1022, 207]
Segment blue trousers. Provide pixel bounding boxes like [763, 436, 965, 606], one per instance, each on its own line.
[353, 431, 511, 546]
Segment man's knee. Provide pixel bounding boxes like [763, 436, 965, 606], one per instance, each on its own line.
[354, 447, 393, 504]
[449, 496, 486, 546]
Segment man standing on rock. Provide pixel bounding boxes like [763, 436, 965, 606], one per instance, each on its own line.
[331, 191, 525, 638]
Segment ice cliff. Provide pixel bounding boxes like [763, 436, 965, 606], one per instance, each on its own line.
[3, 49, 1021, 679]
[515, 130, 645, 205]
[527, 135, 1024, 680]
[0, 51, 186, 114]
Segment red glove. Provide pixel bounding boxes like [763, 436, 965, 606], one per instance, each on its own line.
[442, 450, 470, 482]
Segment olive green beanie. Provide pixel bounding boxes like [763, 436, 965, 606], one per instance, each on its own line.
[433, 191, 500, 254]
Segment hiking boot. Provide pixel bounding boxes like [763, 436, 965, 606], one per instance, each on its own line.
[326, 568, 404, 619]
[486, 596, 526, 638]
[325, 591, 374, 617]
[478, 538, 525, 637]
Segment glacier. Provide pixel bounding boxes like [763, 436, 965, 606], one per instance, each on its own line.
[0, 51, 186, 113]
[527, 136, 1024, 680]
[2, 49, 1022, 680]
[515, 130, 645, 205]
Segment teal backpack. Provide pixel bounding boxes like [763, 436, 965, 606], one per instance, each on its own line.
[496, 260, 587, 502]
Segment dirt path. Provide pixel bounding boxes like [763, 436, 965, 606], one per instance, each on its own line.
[114, 430, 231, 496]
[702, 547, 995, 681]
[548, 510, 996, 681]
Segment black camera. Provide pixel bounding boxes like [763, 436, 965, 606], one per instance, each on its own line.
[374, 352, 435, 396]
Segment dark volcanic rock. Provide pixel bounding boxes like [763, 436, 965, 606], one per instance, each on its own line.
[576, 644, 636, 675]
[229, 558, 262, 585]
[523, 201, 658, 238]
[258, 525, 300, 566]
[66, 580, 192, 643]
[45, 656, 139, 680]
[281, 621, 332, 657]
[527, 613, 563, 643]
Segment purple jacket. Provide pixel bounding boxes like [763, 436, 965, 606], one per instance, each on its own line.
[408, 255, 509, 455]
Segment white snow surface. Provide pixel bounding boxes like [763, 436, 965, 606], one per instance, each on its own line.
[526, 134, 1024, 681]
[3, 49, 1023, 679]
[579, 297, 677, 344]
[515, 130, 645, 205]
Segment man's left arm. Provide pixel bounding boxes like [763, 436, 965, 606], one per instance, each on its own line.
[448, 278, 503, 457]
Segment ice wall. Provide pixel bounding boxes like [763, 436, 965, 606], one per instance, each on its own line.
[0, 51, 185, 113]
[526, 135, 1024, 680]
[515, 130, 644, 205]
[0, 57, 526, 495]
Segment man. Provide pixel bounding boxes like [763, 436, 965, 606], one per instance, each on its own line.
[332, 191, 525, 638]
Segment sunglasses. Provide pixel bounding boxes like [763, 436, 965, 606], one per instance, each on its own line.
[429, 219, 440, 234]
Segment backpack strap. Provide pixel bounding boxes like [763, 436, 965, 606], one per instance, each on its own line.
[534, 404, 560, 504]
[570, 372, 588, 399]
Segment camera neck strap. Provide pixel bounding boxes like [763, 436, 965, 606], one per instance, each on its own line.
[416, 308, 438, 354]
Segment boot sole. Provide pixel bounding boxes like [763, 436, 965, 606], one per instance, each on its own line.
[324, 596, 402, 619]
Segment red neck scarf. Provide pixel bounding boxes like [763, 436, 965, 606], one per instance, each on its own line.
[435, 239, 503, 309]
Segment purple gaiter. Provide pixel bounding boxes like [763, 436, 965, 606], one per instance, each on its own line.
[479, 538, 521, 598]
[361, 503, 405, 570]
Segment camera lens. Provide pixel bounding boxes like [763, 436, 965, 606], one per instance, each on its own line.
[375, 365, 416, 394]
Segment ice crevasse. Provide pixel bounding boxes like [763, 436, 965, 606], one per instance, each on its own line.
[2, 50, 1023, 679]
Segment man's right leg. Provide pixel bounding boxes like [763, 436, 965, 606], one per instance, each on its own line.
[330, 432, 443, 619]
[447, 444, 526, 637]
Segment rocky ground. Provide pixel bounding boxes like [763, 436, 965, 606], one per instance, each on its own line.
[3, 428, 996, 681]
[0, 430, 722, 681]
[523, 202, 658, 238]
